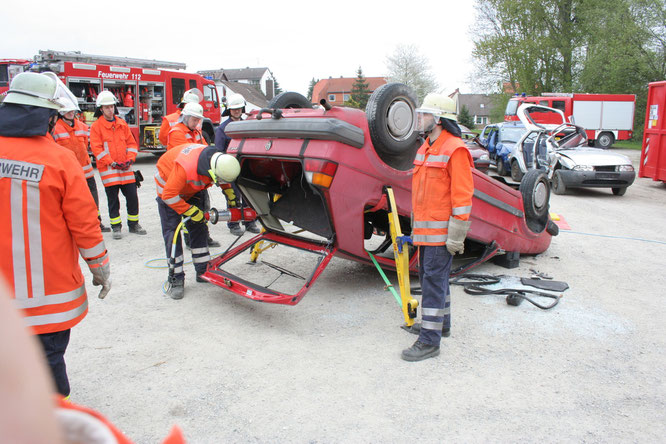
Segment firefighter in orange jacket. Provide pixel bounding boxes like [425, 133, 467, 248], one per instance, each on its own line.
[159, 88, 203, 147]
[167, 102, 205, 150]
[155, 143, 240, 299]
[0, 72, 111, 395]
[52, 100, 111, 233]
[402, 93, 474, 362]
[90, 90, 147, 239]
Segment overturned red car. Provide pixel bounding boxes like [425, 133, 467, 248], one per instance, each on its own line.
[203, 84, 558, 305]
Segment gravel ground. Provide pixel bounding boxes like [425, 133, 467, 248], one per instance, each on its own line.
[69, 148, 666, 443]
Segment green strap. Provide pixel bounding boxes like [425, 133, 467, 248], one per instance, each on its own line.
[366, 250, 402, 308]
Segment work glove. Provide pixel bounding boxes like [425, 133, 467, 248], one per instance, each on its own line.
[183, 205, 206, 223]
[446, 217, 472, 256]
[87, 259, 111, 299]
[111, 162, 119, 169]
[223, 187, 237, 208]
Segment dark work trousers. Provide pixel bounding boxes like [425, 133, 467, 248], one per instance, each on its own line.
[105, 182, 139, 228]
[157, 193, 210, 279]
[227, 182, 253, 229]
[87, 176, 102, 222]
[417, 245, 453, 346]
[37, 329, 71, 397]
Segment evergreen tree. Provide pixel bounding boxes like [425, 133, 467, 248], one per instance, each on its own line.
[307, 78, 318, 101]
[273, 77, 283, 96]
[458, 105, 475, 130]
[345, 67, 371, 109]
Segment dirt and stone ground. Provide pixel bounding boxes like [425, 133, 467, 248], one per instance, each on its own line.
[69, 148, 665, 443]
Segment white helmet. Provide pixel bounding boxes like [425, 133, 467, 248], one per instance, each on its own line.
[209, 152, 240, 183]
[227, 93, 246, 110]
[181, 102, 204, 119]
[96, 90, 117, 107]
[181, 88, 203, 104]
[58, 97, 81, 115]
[4, 72, 77, 110]
[416, 93, 457, 122]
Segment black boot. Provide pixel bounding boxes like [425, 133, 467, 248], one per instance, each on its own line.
[207, 236, 220, 247]
[401, 340, 440, 362]
[99, 223, 111, 233]
[167, 276, 185, 300]
[129, 223, 147, 235]
[112, 225, 122, 240]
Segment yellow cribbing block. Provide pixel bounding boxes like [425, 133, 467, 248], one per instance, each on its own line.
[549, 212, 560, 221]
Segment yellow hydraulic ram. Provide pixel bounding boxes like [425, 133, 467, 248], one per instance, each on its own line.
[366, 186, 418, 327]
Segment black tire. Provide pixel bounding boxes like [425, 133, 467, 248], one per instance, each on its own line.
[268, 92, 313, 109]
[612, 187, 627, 196]
[511, 160, 524, 182]
[546, 220, 559, 236]
[520, 169, 551, 233]
[497, 157, 507, 176]
[366, 83, 419, 161]
[551, 170, 567, 195]
[595, 132, 614, 148]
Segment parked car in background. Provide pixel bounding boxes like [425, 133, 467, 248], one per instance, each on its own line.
[458, 124, 491, 173]
[511, 104, 636, 195]
[480, 122, 527, 176]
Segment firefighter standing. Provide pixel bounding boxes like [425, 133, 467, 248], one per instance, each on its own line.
[159, 88, 203, 147]
[52, 100, 111, 233]
[0, 72, 111, 396]
[402, 93, 474, 362]
[155, 143, 240, 299]
[214, 93, 260, 236]
[90, 90, 146, 239]
[167, 102, 204, 150]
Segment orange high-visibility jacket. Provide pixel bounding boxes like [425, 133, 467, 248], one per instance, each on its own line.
[0, 135, 108, 334]
[159, 110, 181, 147]
[167, 122, 203, 151]
[52, 119, 94, 179]
[156, 143, 230, 214]
[412, 131, 474, 246]
[90, 116, 138, 187]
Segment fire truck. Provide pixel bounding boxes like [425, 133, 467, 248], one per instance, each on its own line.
[0, 59, 32, 94]
[505, 93, 636, 148]
[26, 50, 222, 154]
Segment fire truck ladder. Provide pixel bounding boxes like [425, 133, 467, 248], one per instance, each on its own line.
[36, 50, 187, 71]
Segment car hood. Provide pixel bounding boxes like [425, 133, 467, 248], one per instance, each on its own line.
[556, 148, 632, 166]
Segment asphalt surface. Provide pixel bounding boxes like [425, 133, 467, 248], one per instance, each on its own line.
[68, 147, 666, 443]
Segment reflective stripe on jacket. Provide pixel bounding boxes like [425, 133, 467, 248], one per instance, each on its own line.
[159, 110, 181, 147]
[89, 116, 138, 187]
[53, 119, 94, 178]
[157, 143, 213, 214]
[0, 135, 108, 334]
[412, 131, 474, 246]
[167, 123, 203, 151]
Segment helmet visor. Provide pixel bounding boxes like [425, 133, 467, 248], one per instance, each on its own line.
[43, 72, 80, 111]
[416, 110, 438, 133]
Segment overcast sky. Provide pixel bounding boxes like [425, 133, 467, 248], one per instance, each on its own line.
[3, 0, 478, 96]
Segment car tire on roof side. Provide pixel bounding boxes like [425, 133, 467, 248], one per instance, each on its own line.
[496, 157, 507, 176]
[551, 170, 567, 195]
[520, 169, 550, 233]
[511, 160, 524, 182]
[268, 92, 313, 109]
[366, 83, 420, 170]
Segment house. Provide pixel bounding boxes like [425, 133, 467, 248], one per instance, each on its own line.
[311, 76, 387, 106]
[198, 67, 275, 100]
[215, 80, 269, 113]
[449, 89, 497, 126]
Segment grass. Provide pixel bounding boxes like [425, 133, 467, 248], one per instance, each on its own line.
[613, 139, 643, 150]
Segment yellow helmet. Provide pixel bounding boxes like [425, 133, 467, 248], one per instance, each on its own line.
[209, 153, 240, 183]
[416, 93, 457, 122]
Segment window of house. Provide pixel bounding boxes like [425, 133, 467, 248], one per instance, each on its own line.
[343, 94, 350, 101]
[329, 94, 336, 102]
[480, 103, 485, 109]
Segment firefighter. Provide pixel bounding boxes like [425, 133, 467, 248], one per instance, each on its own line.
[90, 90, 146, 239]
[0, 72, 111, 396]
[402, 93, 474, 362]
[155, 143, 240, 299]
[159, 88, 202, 147]
[52, 99, 111, 233]
[214, 93, 260, 236]
[167, 102, 204, 150]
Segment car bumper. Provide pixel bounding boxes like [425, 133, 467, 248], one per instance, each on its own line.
[557, 170, 636, 188]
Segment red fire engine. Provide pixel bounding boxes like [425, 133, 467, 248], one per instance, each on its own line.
[23, 50, 221, 153]
[0, 59, 32, 94]
[505, 93, 636, 148]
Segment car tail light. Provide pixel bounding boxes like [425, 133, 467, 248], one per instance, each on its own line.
[304, 159, 338, 188]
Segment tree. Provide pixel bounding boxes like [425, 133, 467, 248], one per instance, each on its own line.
[273, 77, 283, 96]
[344, 67, 371, 109]
[385, 44, 438, 103]
[458, 105, 476, 130]
[307, 78, 318, 101]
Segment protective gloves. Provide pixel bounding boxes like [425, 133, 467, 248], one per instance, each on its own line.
[223, 187, 237, 208]
[87, 259, 111, 299]
[446, 217, 472, 255]
[183, 205, 206, 223]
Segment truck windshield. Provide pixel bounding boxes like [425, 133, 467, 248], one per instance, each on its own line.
[500, 127, 524, 143]
[505, 100, 519, 116]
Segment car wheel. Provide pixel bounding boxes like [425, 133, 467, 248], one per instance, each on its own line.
[496, 157, 507, 176]
[520, 169, 550, 233]
[268, 92, 313, 109]
[595, 132, 614, 149]
[612, 187, 627, 196]
[366, 83, 420, 170]
[551, 170, 567, 195]
[511, 160, 524, 182]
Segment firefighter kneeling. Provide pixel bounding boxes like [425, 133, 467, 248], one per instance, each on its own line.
[155, 143, 242, 299]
